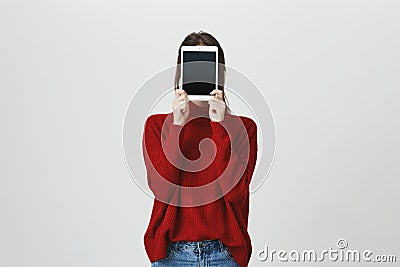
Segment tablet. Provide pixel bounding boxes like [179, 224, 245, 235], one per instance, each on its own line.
[180, 46, 218, 101]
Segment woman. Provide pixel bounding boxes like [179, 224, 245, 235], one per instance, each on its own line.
[142, 31, 258, 267]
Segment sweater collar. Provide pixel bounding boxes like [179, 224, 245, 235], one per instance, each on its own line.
[188, 101, 209, 118]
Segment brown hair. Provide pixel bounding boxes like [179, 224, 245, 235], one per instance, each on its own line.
[174, 31, 230, 112]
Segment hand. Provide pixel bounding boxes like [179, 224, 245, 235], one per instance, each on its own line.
[172, 89, 190, 125]
[208, 89, 226, 122]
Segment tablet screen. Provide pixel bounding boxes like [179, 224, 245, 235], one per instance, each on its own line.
[182, 51, 217, 95]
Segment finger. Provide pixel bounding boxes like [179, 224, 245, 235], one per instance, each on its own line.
[213, 93, 222, 101]
[210, 89, 223, 99]
[217, 90, 223, 99]
[209, 89, 218, 96]
[177, 100, 189, 112]
[175, 92, 188, 104]
[210, 89, 222, 94]
[174, 98, 187, 106]
[177, 94, 186, 101]
[176, 89, 186, 97]
[208, 97, 225, 106]
[174, 98, 188, 109]
[173, 100, 186, 112]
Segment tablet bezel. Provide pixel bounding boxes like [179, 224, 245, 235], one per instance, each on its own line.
[180, 46, 218, 101]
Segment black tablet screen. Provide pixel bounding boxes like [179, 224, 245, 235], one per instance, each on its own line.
[182, 51, 217, 95]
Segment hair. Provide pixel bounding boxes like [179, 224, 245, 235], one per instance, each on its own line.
[174, 31, 230, 113]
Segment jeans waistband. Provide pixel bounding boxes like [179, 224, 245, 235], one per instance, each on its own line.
[168, 239, 225, 252]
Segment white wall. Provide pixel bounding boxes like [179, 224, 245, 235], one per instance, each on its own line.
[1, 0, 399, 266]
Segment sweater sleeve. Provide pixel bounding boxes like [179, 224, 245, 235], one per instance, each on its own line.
[142, 115, 183, 204]
[210, 117, 258, 202]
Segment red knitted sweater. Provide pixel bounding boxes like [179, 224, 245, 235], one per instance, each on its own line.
[142, 101, 258, 267]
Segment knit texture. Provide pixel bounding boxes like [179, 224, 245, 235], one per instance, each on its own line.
[142, 101, 258, 267]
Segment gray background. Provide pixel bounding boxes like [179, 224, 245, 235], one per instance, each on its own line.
[1, 0, 399, 266]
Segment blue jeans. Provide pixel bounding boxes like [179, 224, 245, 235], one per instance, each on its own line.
[151, 239, 241, 267]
